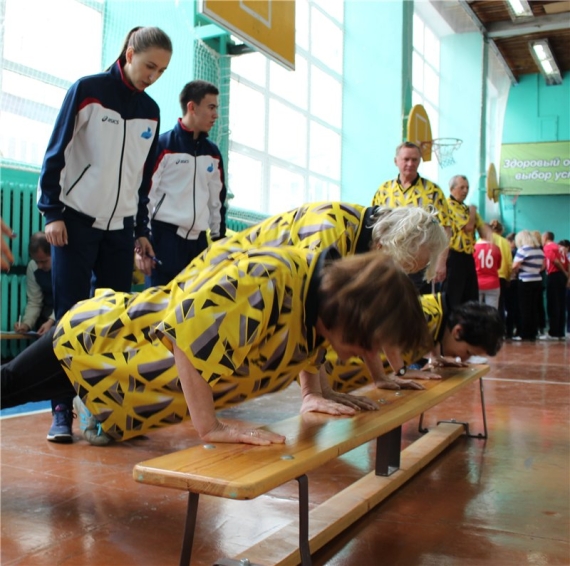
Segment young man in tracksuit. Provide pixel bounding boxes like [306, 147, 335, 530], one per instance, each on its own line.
[147, 80, 227, 286]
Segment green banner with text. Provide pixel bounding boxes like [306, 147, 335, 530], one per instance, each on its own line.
[500, 141, 570, 195]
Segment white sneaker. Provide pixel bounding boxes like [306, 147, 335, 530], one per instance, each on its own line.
[538, 334, 558, 341]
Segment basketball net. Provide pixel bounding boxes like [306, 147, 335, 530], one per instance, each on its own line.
[426, 138, 463, 168]
[499, 187, 522, 206]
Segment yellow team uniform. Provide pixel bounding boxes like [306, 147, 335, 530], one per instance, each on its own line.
[53, 247, 331, 441]
[447, 196, 484, 254]
[183, 201, 376, 277]
[371, 175, 451, 229]
[492, 233, 513, 280]
[443, 196, 484, 306]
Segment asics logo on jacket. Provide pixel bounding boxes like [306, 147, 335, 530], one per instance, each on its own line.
[149, 119, 227, 240]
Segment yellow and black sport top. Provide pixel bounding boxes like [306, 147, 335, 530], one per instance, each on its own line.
[326, 293, 447, 393]
[53, 247, 332, 441]
[371, 175, 451, 228]
[182, 202, 375, 278]
[447, 196, 484, 254]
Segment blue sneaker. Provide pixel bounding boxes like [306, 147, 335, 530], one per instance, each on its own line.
[73, 396, 112, 446]
[47, 404, 74, 443]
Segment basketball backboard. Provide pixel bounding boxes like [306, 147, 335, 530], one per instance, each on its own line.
[406, 104, 432, 162]
[201, 0, 295, 70]
[486, 163, 499, 203]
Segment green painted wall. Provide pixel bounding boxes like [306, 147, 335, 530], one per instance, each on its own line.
[501, 72, 570, 238]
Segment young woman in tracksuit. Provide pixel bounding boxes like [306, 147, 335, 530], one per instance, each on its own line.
[36, 26, 173, 443]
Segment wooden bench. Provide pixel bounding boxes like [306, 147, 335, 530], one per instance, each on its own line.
[134, 364, 489, 566]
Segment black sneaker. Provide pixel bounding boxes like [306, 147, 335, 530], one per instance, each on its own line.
[47, 404, 74, 443]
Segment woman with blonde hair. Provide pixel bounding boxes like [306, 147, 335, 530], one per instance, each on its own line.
[188, 201, 449, 286]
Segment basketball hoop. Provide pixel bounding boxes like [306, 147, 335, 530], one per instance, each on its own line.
[498, 187, 523, 232]
[498, 187, 523, 206]
[427, 138, 463, 168]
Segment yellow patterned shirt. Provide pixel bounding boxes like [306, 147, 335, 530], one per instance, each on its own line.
[180, 202, 375, 278]
[325, 294, 446, 393]
[53, 247, 331, 440]
[447, 197, 484, 254]
[371, 175, 451, 228]
[492, 233, 513, 280]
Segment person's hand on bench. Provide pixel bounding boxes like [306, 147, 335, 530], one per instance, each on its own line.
[363, 350, 428, 391]
[300, 391, 377, 415]
[424, 355, 469, 369]
[299, 368, 379, 415]
[375, 367, 444, 389]
[174, 344, 286, 446]
[402, 368, 443, 381]
[374, 376, 426, 390]
[201, 420, 286, 446]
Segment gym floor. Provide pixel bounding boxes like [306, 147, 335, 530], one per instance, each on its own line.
[1, 339, 568, 565]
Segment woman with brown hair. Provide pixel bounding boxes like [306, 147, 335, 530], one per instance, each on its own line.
[2, 248, 431, 446]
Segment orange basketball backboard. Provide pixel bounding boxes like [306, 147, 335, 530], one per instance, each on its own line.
[407, 104, 432, 161]
[201, 0, 295, 70]
[486, 163, 499, 203]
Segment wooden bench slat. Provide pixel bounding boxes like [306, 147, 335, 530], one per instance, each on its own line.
[133, 366, 488, 500]
[232, 422, 465, 566]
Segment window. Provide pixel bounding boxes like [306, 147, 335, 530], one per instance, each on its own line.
[228, 0, 344, 214]
[227, 151, 263, 210]
[228, 81, 266, 151]
[412, 13, 441, 182]
[1, 0, 103, 166]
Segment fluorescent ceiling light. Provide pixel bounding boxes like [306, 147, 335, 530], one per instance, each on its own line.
[506, 0, 533, 18]
[542, 60, 554, 74]
[529, 39, 563, 86]
[532, 43, 547, 60]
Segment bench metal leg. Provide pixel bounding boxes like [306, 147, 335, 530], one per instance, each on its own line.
[375, 426, 402, 476]
[179, 492, 199, 566]
[477, 376, 488, 438]
[214, 477, 311, 566]
[418, 377, 488, 439]
[296, 474, 312, 566]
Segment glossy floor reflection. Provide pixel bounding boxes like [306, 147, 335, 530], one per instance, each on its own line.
[1, 340, 569, 565]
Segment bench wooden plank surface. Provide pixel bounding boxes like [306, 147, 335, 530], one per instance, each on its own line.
[233, 422, 464, 566]
[134, 365, 489, 500]
[1, 332, 38, 340]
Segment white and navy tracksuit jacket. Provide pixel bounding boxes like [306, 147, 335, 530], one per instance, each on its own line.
[37, 62, 160, 238]
[148, 119, 227, 240]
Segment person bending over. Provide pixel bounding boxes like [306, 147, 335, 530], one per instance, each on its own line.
[324, 296, 505, 394]
[184, 201, 448, 285]
[180, 202, 448, 389]
[2, 248, 431, 446]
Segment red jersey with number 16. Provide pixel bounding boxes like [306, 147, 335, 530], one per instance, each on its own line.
[474, 240, 502, 290]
